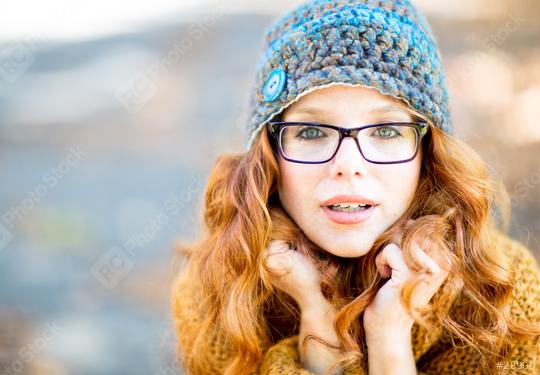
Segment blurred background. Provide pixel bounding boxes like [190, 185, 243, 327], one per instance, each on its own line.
[0, 0, 539, 374]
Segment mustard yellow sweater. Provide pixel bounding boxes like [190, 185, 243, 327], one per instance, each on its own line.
[171, 231, 540, 374]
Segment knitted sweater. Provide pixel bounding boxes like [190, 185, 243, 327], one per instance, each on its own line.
[171, 230, 540, 374]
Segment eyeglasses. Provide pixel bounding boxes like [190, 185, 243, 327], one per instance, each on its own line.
[267, 120, 428, 164]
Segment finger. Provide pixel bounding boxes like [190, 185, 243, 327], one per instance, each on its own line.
[413, 243, 451, 285]
[411, 257, 450, 307]
[413, 269, 450, 307]
[264, 240, 293, 273]
[375, 252, 392, 278]
[376, 243, 412, 281]
[415, 233, 454, 272]
[411, 245, 441, 275]
[267, 239, 290, 252]
[413, 254, 448, 306]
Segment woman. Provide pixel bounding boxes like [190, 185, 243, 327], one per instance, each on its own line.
[171, 0, 540, 374]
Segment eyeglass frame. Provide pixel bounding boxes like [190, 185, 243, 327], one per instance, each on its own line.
[267, 119, 429, 165]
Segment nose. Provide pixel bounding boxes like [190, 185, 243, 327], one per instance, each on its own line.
[328, 136, 369, 178]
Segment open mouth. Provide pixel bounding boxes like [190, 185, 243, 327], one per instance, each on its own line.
[326, 203, 373, 213]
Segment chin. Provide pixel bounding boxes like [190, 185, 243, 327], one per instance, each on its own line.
[319, 238, 374, 259]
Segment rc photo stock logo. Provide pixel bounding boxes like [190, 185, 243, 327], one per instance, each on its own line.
[114, 0, 226, 114]
[1, 321, 62, 375]
[90, 245, 135, 290]
[114, 70, 158, 115]
[0, 146, 86, 253]
[0, 41, 35, 83]
[90, 174, 206, 290]
[0, 221, 14, 252]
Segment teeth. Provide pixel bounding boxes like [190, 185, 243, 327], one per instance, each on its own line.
[327, 203, 372, 213]
[329, 203, 369, 208]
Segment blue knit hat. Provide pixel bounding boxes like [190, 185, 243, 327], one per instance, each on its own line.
[245, 0, 452, 150]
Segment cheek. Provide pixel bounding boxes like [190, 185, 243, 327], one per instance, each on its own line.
[278, 160, 304, 210]
[378, 161, 421, 214]
[277, 159, 320, 219]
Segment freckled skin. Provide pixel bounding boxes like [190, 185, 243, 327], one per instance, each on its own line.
[277, 85, 422, 258]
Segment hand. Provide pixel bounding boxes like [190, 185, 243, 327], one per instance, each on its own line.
[262, 241, 344, 374]
[262, 240, 324, 311]
[363, 232, 450, 340]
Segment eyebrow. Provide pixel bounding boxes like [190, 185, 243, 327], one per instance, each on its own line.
[292, 104, 410, 116]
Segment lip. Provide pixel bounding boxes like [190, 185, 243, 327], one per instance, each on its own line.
[321, 194, 377, 207]
[322, 204, 377, 224]
[320, 194, 378, 225]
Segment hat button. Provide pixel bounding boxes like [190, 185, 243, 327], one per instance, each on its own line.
[263, 67, 286, 102]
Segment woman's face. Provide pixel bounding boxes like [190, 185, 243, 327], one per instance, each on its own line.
[277, 84, 423, 258]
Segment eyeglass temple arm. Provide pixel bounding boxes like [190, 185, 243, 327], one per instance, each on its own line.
[417, 120, 429, 137]
[267, 122, 279, 138]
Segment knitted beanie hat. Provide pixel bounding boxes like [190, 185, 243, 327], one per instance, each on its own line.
[245, 0, 451, 150]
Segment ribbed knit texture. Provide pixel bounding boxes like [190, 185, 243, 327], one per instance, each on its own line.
[245, 0, 452, 150]
[171, 230, 540, 374]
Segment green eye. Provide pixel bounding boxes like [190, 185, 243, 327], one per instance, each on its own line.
[375, 126, 401, 138]
[298, 127, 325, 139]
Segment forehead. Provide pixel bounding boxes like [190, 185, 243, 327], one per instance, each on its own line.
[284, 84, 413, 117]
